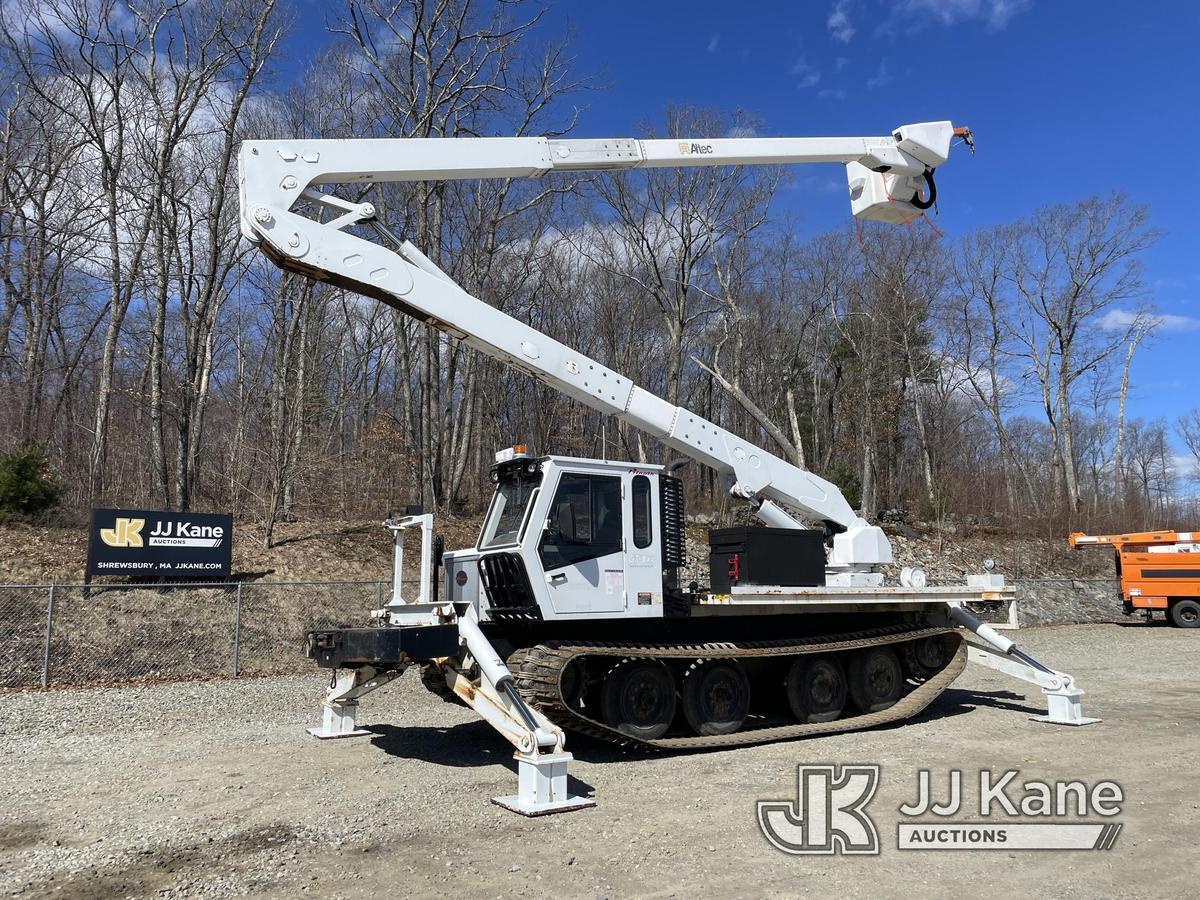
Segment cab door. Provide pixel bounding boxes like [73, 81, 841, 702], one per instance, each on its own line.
[537, 471, 627, 614]
[622, 473, 664, 617]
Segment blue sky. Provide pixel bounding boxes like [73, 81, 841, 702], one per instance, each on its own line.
[289, 0, 1200, 431]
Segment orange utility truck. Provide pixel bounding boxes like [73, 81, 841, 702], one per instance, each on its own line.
[1069, 530, 1200, 628]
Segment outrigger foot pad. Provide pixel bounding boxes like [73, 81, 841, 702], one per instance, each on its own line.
[307, 700, 372, 739]
[1031, 685, 1101, 727]
[492, 753, 596, 816]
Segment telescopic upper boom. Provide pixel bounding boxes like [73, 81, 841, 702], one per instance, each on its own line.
[237, 122, 971, 572]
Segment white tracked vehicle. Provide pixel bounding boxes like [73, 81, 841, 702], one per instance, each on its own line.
[238, 121, 1097, 815]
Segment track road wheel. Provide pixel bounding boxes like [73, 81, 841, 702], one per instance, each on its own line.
[601, 659, 676, 740]
[1169, 599, 1200, 628]
[902, 634, 953, 680]
[848, 647, 904, 713]
[559, 658, 585, 711]
[785, 655, 847, 724]
[681, 660, 751, 736]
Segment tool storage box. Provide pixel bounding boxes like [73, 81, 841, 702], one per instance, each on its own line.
[708, 527, 826, 592]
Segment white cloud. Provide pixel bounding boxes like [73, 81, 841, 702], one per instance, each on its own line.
[1100, 309, 1200, 333]
[726, 124, 758, 138]
[706, 32, 720, 53]
[866, 59, 892, 88]
[818, 88, 848, 101]
[1172, 454, 1198, 480]
[896, 0, 1032, 31]
[543, 203, 740, 277]
[791, 56, 822, 89]
[1, 0, 133, 40]
[1153, 274, 1200, 290]
[788, 174, 845, 194]
[827, 1, 856, 42]
[939, 360, 1014, 404]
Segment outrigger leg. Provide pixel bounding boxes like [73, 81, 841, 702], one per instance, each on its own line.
[304, 615, 595, 815]
[303, 511, 594, 813]
[454, 616, 595, 815]
[308, 667, 406, 738]
[949, 605, 1100, 726]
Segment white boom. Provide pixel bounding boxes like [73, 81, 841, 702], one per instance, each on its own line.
[238, 122, 970, 576]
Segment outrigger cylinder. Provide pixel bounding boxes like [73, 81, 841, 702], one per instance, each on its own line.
[458, 615, 556, 749]
[948, 605, 1098, 727]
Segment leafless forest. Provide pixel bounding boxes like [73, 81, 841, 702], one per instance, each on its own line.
[0, 0, 1190, 546]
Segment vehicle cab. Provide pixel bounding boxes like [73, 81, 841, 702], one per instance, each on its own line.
[442, 447, 684, 622]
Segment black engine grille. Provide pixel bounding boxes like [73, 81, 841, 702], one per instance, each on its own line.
[660, 474, 686, 569]
[478, 552, 542, 620]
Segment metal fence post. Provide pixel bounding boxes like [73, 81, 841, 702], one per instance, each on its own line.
[232, 583, 242, 677]
[41, 584, 56, 688]
[375, 581, 382, 611]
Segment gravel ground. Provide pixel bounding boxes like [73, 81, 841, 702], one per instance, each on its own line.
[2, 624, 1196, 899]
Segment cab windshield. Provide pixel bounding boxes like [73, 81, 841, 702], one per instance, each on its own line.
[478, 468, 541, 549]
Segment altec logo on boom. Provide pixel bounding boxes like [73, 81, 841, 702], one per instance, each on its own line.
[758, 765, 1125, 854]
[678, 141, 714, 155]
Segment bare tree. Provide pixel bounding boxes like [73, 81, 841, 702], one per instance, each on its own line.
[123, 0, 280, 507]
[1011, 194, 1158, 515]
[261, 272, 320, 548]
[0, 0, 1181, 542]
[589, 107, 769, 407]
[1126, 419, 1173, 527]
[948, 223, 1038, 513]
[0, 80, 97, 446]
[330, 0, 579, 509]
[1112, 313, 1157, 501]
[1176, 410, 1200, 489]
[2, 0, 163, 500]
[692, 229, 833, 474]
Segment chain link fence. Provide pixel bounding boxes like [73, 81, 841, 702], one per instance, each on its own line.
[0, 581, 399, 689]
[0, 577, 1126, 691]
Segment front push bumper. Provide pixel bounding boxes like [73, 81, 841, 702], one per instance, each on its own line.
[305, 624, 460, 668]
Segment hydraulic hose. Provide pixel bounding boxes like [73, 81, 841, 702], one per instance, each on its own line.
[910, 169, 937, 210]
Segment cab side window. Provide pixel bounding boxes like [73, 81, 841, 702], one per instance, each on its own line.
[632, 475, 652, 549]
[539, 474, 622, 570]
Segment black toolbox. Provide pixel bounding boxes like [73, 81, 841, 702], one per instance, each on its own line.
[708, 527, 826, 592]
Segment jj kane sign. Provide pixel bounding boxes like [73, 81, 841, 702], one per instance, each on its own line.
[87, 509, 233, 577]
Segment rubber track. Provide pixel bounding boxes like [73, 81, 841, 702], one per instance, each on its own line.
[508, 624, 966, 750]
